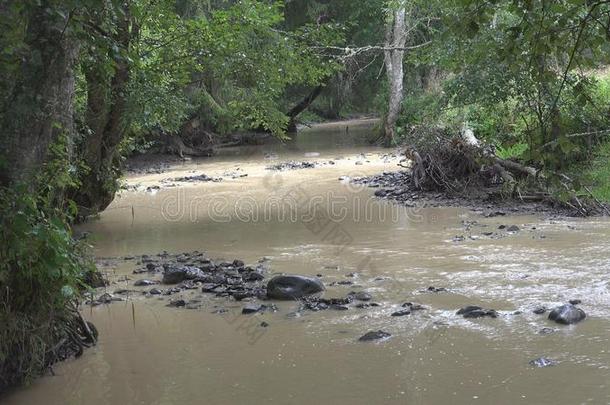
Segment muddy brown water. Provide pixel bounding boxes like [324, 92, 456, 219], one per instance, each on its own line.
[5, 119, 610, 404]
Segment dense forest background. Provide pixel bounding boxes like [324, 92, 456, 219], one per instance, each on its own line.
[2, 0, 610, 392]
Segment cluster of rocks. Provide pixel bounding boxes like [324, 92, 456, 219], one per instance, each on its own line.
[265, 161, 319, 171]
[93, 251, 589, 358]
[165, 174, 222, 183]
[452, 302, 586, 325]
[349, 170, 573, 215]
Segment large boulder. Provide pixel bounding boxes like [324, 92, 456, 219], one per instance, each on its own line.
[162, 265, 205, 284]
[266, 275, 324, 300]
[548, 304, 586, 325]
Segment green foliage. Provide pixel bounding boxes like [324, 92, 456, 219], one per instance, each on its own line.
[582, 140, 610, 202]
[0, 133, 96, 390]
[496, 142, 529, 160]
[124, 0, 342, 139]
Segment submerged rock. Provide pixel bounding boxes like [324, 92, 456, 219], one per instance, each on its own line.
[242, 304, 266, 314]
[168, 299, 187, 308]
[529, 357, 557, 368]
[548, 304, 586, 325]
[352, 291, 372, 301]
[358, 330, 392, 342]
[391, 309, 411, 317]
[402, 302, 426, 311]
[134, 279, 158, 286]
[425, 286, 447, 293]
[266, 275, 325, 300]
[533, 306, 547, 315]
[457, 305, 498, 319]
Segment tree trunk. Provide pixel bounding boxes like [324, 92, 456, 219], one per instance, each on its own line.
[0, 4, 78, 187]
[286, 85, 324, 133]
[71, 6, 134, 216]
[383, 2, 408, 147]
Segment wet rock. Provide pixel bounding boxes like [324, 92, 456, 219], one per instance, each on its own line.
[391, 309, 411, 317]
[506, 225, 520, 232]
[569, 299, 582, 305]
[243, 271, 265, 282]
[98, 293, 119, 304]
[266, 161, 317, 171]
[548, 304, 586, 325]
[331, 304, 350, 311]
[529, 357, 557, 368]
[266, 275, 325, 300]
[538, 327, 556, 335]
[402, 302, 426, 311]
[242, 304, 266, 314]
[149, 288, 163, 295]
[425, 286, 447, 293]
[162, 265, 205, 284]
[457, 305, 498, 319]
[358, 330, 392, 342]
[260, 321, 270, 328]
[533, 307, 547, 315]
[170, 174, 222, 183]
[356, 303, 381, 309]
[168, 299, 187, 308]
[134, 279, 158, 286]
[352, 291, 372, 301]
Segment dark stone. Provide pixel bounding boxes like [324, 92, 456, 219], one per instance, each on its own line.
[162, 265, 205, 284]
[242, 304, 266, 314]
[168, 299, 187, 307]
[134, 279, 158, 286]
[233, 259, 245, 268]
[260, 321, 269, 328]
[538, 327, 556, 335]
[353, 291, 372, 301]
[457, 305, 498, 319]
[569, 299, 582, 305]
[402, 302, 426, 311]
[201, 283, 221, 293]
[331, 304, 349, 311]
[391, 309, 411, 317]
[233, 291, 254, 301]
[149, 288, 163, 295]
[506, 225, 520, 232]
[243, 271, 265, 282]
[426, 286, 447, 293]
[548, 304, 586, 325]
[358, 330, 391, 342]
[533, 307, 547, 315]
[529, 357, 557, 368]
[266, 275, 325, 300]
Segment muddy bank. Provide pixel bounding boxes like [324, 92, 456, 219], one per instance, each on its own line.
[349, 170, 594, 217]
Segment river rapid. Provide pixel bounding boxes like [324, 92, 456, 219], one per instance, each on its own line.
[5, 119, 610, 404]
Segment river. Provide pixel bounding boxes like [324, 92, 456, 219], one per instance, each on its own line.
[5, 119, 610, 404]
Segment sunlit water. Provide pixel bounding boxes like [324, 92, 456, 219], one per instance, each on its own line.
[5, 119, 610, 404]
